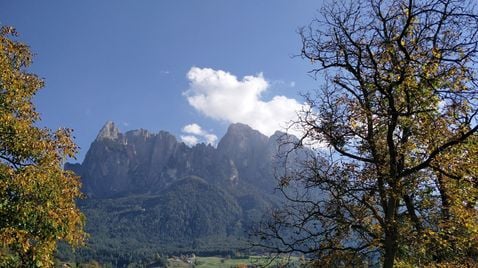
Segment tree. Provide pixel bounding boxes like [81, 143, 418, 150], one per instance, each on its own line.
[255, 0, 478, 267]
[0, 26, 85, 267]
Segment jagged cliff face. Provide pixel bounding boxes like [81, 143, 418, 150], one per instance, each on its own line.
[66, 122, 291, 199]
[59, 122, 309, 260]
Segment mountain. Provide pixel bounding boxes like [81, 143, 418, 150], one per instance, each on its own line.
[60, 122, 304, 265]
[67, 121, 278, 198]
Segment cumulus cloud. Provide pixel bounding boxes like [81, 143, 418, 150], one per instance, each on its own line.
[180, 123, 218, 146]
[182, 123, 203, 136]
[180, 135, 199, 147]
[184, 67, 304, 136]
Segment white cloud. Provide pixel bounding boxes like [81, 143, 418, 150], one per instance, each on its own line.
[180, 135, 199, 147]
[204, 134, 218, 145]
[182, 123, 203, 136]
[184, 67, 304, 136]
[181, 123, 218, 146]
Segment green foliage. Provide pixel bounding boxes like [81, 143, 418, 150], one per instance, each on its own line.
[169, 256, 302, 268]
[56, 177, 255, 266]
[0, 26, 85, 267]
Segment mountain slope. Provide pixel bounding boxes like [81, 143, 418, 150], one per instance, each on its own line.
[60, 122, 305, 265]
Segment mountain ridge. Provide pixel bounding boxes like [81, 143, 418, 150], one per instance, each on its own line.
[66, 121, 292, 199]
[60, 122, 305, 264]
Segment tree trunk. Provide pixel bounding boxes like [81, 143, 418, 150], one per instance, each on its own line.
[383, 196, 399, 268]
[383, 230, 398, 268]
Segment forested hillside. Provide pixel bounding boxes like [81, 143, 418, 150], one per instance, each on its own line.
[58, 122, 303, 265]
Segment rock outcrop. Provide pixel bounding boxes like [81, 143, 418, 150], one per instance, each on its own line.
[61, 121, 309, 260]
[67, 121, 293, 199]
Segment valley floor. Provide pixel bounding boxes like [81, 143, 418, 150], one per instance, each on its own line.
[167, 256, 302, 268]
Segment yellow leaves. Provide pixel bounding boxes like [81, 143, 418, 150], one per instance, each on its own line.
[0, 163, 85, 265]
[432, 47, 442, 59]
[296, 0, 478, 265]
[0, 27, 85, 267]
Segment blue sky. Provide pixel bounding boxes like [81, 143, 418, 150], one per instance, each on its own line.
[1, 1, 322, 161]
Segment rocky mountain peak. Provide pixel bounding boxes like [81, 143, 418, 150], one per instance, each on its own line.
[70, 122, 301, 198]
[96, 121, 120, 141]
[224, 123, 261, 136]
[217, 123, 268, 155]
[61, 122, 309, 260]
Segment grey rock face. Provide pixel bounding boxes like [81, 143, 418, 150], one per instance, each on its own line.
[68, 121, 301, 199]
[96, 121, 120, 141]
[62, 122, 313, 259]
